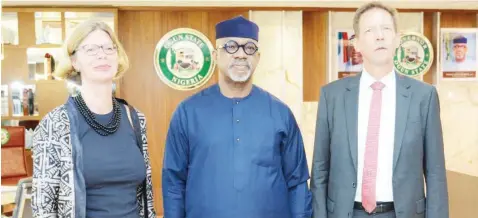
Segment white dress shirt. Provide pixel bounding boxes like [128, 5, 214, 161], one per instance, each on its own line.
[354, 69, 396, 202]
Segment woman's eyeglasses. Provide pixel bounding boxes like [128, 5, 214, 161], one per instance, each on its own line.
[74, 44, 117, 56]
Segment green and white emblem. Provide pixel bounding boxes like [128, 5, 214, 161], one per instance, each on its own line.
[154, 28, 215, 90]
[393, 32, 434, 77]
[1, 128, 10, 145]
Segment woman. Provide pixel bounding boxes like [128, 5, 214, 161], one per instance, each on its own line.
[31, 19, 156, 218]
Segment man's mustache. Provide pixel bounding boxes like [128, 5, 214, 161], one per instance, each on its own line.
[229, 60, 251, 69]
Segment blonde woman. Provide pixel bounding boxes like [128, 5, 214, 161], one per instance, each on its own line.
[31, 19, 156, 218]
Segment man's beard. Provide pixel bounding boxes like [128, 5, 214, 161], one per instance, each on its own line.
[226, 59, 252, 82]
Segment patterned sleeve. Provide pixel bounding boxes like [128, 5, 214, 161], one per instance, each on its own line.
[136, 110, 157, 218]
[31, 110, 63, 217]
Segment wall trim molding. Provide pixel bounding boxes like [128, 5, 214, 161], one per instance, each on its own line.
[3, 0, 478, 10]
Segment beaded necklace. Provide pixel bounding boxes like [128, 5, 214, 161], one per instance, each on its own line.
[72, 94, 121, 136]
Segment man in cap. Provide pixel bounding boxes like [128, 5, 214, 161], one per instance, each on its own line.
[453, 35, 470, 63]
[162, 16, 312, 218]
[443, 35, 476, 72]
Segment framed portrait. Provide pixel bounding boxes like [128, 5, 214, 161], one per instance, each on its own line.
[335, 29, 363, 79]
[440, 28, 478, 81]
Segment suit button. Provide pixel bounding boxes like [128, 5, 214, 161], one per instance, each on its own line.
[353, 182, 356, 188]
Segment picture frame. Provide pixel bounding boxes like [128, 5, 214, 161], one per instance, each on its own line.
[334, 29, 363, 80]
[440, 28, 478, 81]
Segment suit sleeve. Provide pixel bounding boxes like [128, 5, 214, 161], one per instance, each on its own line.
[162, 103, 189, 218]
[282, 109, 313, 218]
[423, 87, 449, 218]
[311, 88, 330, 218]
[31, 115, 61, 218]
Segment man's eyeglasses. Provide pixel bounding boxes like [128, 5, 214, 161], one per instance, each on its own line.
[74, 44, 118, 56]
[218, 40, 259, 55]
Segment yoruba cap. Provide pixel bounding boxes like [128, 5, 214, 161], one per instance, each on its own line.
[215, 16, 259, 41]
[453, 35, 467, 44]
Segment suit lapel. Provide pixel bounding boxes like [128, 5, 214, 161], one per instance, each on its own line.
[393, 73, 412, 171]
[344, 73, 361, 173]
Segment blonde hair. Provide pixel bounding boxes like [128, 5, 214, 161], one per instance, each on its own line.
[54, 19, 129, 81]
[353, 1, 399, 37]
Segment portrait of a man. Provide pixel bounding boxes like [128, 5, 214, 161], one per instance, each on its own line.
[442, 32, 477, 74]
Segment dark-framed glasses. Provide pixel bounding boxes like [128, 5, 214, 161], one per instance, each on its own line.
[75, 44, 117, 56]
[218, 40, 258, 55]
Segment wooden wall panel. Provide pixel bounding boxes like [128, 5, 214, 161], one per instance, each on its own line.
[440, 12, 477, 27]
[422, 12, 435, 84]
[303, 11, 328, 102]
[440, 12, 477, 218]
[118, 10, 249, 215]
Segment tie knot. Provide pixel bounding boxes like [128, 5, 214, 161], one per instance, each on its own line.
[371, 81, 385, 90]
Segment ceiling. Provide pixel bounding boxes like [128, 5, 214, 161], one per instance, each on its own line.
[2, 0, 478, 10]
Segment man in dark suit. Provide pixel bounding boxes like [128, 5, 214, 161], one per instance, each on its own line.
[311, 2, 449, 218]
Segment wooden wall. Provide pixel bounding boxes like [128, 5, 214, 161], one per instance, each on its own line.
[422, 12, 437, 84]
[117, 10, 249, 214]
[1, 5, 475, 217]
[117, 9, 477, 217]
[303, 11, 328, 101]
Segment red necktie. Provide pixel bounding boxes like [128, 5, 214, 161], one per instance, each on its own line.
[362, 81, 385, 213]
